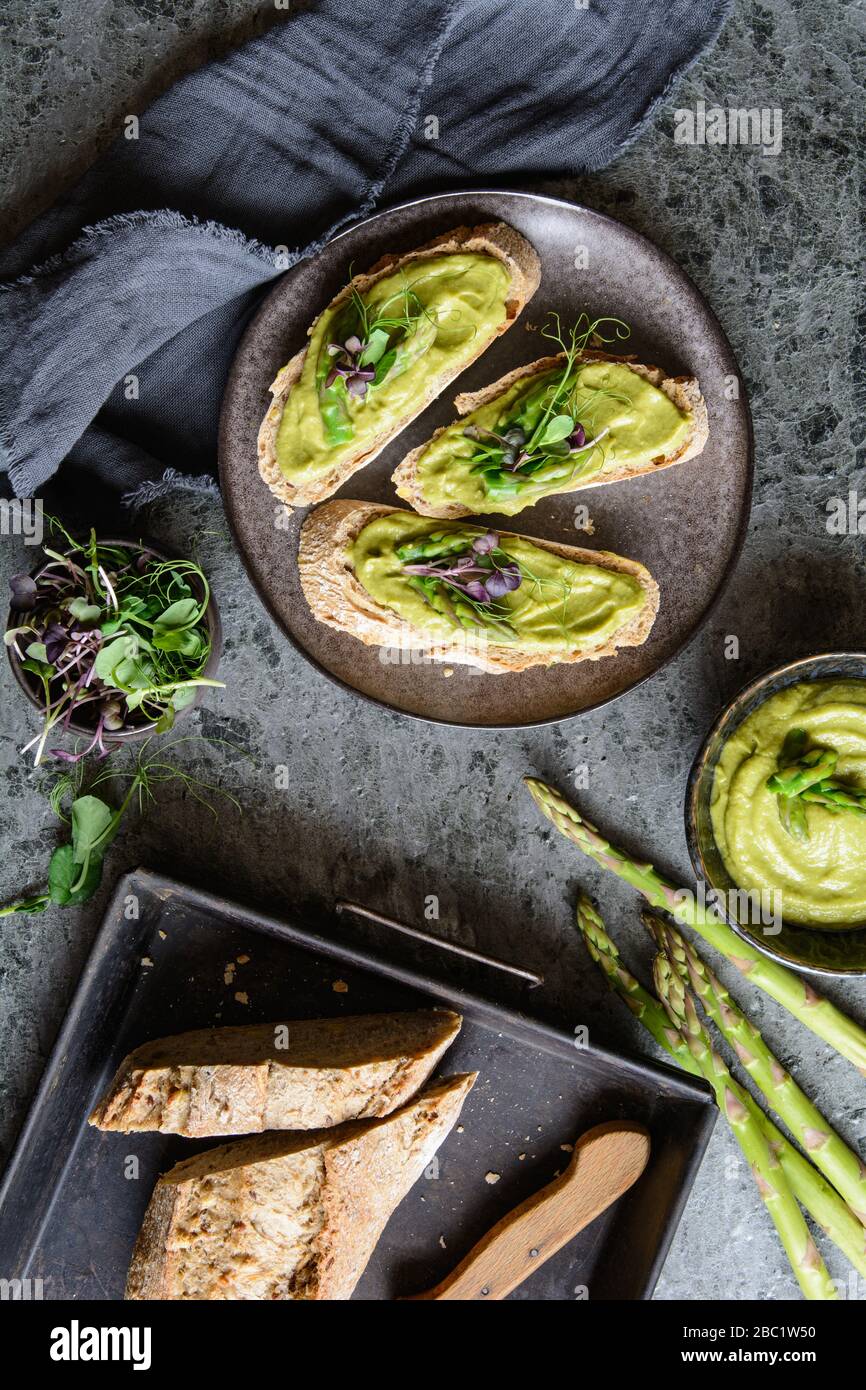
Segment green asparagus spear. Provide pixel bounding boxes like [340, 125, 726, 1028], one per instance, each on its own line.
[576, 897, 701, 1074]
[778, 791, 810, 840]
[524, 777, 866, 1075]
[646, 912, 866, 1225]
[576, 897, 866, 1279]
[767, 730, 866, 839]
[396, 531, 482, 563]
[802, 781, 866, 815]
[653, 955, 839, 1300]
[767, 746, 838, 797]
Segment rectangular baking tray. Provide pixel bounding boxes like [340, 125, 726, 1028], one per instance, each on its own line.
[0, 868, 715, 1300]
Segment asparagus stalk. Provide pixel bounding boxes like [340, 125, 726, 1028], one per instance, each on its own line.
[645, 911, 866, 1226]
[576, 896, 701, 1075]
[653, 954, 839, 1300]
[768, 747, 838, 796]
[525, 778, 866, 1076]
[576, 897, 866, 1278]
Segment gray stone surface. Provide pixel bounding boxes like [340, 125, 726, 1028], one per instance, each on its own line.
[0, 0, 864, 1302]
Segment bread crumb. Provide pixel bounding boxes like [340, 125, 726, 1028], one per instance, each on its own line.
[439, 1235, 447, 1249]
[443, 668, 454, 678]
[456, 1125, 464, 1133]
[518, 1153, 526, 1161]
[485, 1172, 501, 1185]
[234, 991, 249, 1005]
[224, 962, 236, 986]
[237, 954, 250, 965]
[140, 957, 153, 968]
[332, 979, 349, 994]
[560, 1143, 574, 1153]
[158, 931, 167, 940]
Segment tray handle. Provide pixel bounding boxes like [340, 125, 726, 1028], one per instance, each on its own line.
[334, 900, 544, 989]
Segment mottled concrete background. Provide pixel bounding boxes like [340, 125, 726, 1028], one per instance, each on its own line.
[0, 0, 863, 1300]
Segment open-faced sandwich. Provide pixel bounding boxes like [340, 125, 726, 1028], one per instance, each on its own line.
[258, 224, 541, 509]
[298, 500, 659, 673]
[392, 315, 708, 518]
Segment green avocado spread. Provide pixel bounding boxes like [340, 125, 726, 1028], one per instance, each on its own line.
[409, 360, 691, 517]
[349, 512, 647, 657]
[275, 253, 511, 484]
[711, 680, 866, 928]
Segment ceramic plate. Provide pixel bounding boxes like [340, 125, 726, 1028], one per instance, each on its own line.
[219, 190, 753, 728]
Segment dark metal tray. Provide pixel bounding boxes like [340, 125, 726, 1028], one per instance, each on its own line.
[0, 869, 715, 1300]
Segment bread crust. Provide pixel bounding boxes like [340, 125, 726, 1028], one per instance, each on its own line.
[257, 222, 541, 508]
[125, 1073, 476, 1300]
[391, 349, 709, 518]
[89, 1010, 462, 1137]
[298, 499, 659, 674]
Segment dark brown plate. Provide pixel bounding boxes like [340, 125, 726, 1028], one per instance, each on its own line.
[219, 190, 753, 728]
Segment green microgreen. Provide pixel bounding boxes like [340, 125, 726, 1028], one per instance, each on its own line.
[0, 737, 244, 919]
[7, 517, 223, 766]
[464, 312, 632, 499]
[317, 271, 468, 446]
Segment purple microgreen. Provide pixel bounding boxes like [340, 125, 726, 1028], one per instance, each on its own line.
[10, 573, 38, 610]
[43, 623, 70, 664]
[472, 532, 498, 554]
[400, 531, 523, 611]
[463, 581, 489, 602]
[484, 564, 522, 599]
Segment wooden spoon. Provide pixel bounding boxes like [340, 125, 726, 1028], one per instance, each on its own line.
[407, 1120, 650, 1300]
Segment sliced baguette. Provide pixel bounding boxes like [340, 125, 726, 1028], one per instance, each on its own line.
[257, 222, 541, 509]
[89, 1010, 461, 1137]
[392, 350, 709, 518]
[298, 499, 659, 675]
[125, 1072, 476, 1300]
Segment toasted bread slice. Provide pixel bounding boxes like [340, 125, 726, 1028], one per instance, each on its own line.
[298, 499, 659, 674]
[392, 350, 709, 518]
[125, 1073, 476, 1300]
[257, 223, 540, 509]
[89, 1010, 462, 1137]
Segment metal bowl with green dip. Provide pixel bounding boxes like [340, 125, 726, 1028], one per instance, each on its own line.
[687, 654, 866, 976]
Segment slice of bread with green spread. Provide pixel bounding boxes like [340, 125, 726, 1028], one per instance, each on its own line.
[298, 499, 660, 674]
[257, 223, 541, 509]
[392, 350, 708, 519]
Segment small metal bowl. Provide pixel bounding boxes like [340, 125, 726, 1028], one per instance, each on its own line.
[6, 536, 222, 748]
[686, 652, 866, 977]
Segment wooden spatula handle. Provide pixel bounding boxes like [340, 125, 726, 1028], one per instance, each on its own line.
[408, 1121, 650, 1301]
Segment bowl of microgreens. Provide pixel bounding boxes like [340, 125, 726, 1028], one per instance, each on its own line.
[6, 519, 223, 765]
